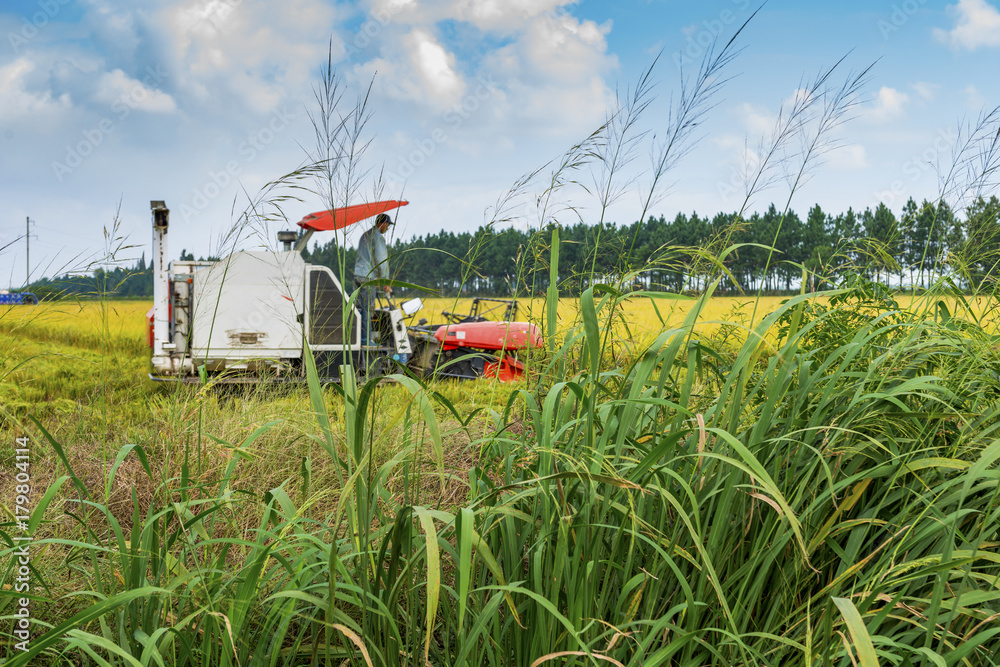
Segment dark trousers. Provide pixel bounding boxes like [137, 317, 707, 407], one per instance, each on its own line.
[354, 276, 374, 345]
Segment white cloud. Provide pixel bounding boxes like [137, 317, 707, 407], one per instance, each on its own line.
[477, 12, 616, 135]
[159, 0, 336, 113]
[933, 0, 1000, 50]
[94, 69, 177, 113]
[505, 75, 608, 131]
[911, 81, 939, 101]
[407, 29, 465, 105]
[353, 30, 465, 110]
[713, 134, 760, 172]
[372, 0, 580, 32]
[867, 86, 909, 121]
[357, 2, 616, 137]
[964, 84, 986, 107]
[827, 143, 868, 170]
[458, 0, 576, 31]
[784, 87, 815, 110]
[518, 13, 612, 83]
[733, 102, 774, 137]
[0, 58, 72, 122]
[732, 89, 831, 140]
[83, 0, 142, 61]
[712, 134, 745, 152]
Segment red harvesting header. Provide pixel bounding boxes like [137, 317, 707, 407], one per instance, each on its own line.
[434, 321, 543, 352]
[296, 200, 409, 232]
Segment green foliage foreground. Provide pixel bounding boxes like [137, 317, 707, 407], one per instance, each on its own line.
[3, 274, 1000, 665]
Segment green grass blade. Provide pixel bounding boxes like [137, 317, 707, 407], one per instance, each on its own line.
[4, 586, 168, 667]
[414, 506, 441, 663]
[832, 596, 879, 667]
[547, 227, 560, 352]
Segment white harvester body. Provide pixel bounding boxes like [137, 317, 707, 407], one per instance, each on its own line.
[148, 201, 411, 382]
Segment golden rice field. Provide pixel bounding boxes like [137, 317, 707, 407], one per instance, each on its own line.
[3, 291, 993, 421]
[398, 292, 1000, 350]
[0, 295, 763, 352]
[2, 291, 997, 357]
[0, 293, 798, 432]
[0, 299, 150, 356]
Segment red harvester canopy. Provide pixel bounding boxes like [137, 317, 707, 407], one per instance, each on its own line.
[296, 200, 409, 232]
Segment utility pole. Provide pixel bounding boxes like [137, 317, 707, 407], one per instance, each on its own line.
[23, 217, 39, 289]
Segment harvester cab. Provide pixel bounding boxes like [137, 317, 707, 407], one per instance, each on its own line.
[147, 200, 542, 385]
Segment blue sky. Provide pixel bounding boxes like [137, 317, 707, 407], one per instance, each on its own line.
[1, 0, 998, 287]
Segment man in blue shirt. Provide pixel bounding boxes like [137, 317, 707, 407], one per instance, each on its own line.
[354, 213, 393, 345]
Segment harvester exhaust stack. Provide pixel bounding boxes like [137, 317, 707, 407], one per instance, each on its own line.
[278, 230, 298, 251]
[151, 201, 170, 361]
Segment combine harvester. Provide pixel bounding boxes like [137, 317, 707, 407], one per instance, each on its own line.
[147, 200, 541, 384]
[0, 291, 37, 305]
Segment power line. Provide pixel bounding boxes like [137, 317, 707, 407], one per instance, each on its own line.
[0, 234, 25, 254]
[32, 225, 101, 244]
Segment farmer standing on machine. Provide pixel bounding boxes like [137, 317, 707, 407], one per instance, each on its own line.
[354, 213, 394, 345]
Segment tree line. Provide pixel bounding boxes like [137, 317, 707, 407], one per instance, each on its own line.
[28, 254, 155, 299]
[25, 195, 1000, 298]
[309, 195, 1000, 296]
